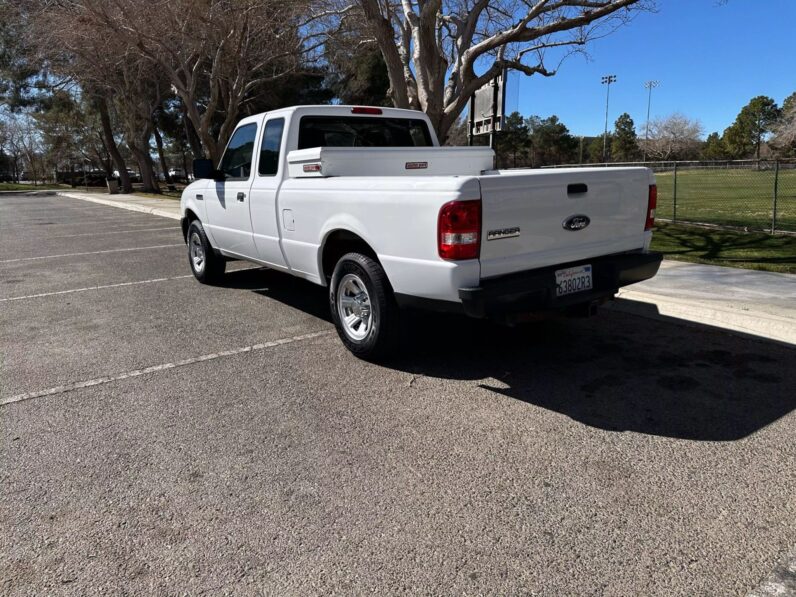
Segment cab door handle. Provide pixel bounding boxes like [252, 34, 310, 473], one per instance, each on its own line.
[237, 192, 245, 202]
[567, 183, 588, 195]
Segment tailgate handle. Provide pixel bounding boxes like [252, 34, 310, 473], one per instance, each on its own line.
[567, 183, 588, 195]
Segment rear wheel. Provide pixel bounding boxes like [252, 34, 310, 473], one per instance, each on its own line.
[330, 252, 399, 360]
[187, 220, 225, 284]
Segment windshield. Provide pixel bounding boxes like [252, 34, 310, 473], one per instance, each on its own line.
[298, 116, 433, 149]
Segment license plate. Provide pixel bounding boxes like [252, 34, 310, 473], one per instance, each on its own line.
[555, 265, 593, 297]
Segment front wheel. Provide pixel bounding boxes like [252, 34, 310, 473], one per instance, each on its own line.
[187, 220, 225, 284]
[329, 252, 400, 360]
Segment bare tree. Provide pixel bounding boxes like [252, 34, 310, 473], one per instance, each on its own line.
[112, 60, 166, 192]
[641, 113, 704, 161]
[29, 1, 168, 192]
[771, 100, 796, 156]
[32, 90, 111, 180]
[2, 113, 46, 183]
[0, 118, 23, 181]
[73, 0, 306, 163]
[312, 0, 652, 141]
[93, 94, 133, 192]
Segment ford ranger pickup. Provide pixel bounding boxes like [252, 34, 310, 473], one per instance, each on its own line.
[181, 105, 662, 359]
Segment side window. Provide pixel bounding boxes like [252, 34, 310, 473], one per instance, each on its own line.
[258, 118, 285, 176]
[218, 124, 257, 180]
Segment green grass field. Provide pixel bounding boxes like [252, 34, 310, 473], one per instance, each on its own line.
[654, 167, 796, 232]
[651, 222, 796, 274]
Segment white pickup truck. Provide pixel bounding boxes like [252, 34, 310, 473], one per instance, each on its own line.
[181, 105, 661, 359]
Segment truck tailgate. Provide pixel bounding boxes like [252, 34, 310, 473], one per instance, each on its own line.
[477, 167, 652, 279]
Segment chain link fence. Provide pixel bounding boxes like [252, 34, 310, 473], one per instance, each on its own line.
[544, 159, 796, 234]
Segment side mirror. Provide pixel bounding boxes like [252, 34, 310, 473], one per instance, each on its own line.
[193, 158, 224, 181]
[192, 158, 214, 180]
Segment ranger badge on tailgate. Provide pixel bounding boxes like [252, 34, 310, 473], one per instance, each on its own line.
[487, 227, 521, 241]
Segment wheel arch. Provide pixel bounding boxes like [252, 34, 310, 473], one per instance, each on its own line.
[182, 208, 200, 242]
[320, 228, 380, 284]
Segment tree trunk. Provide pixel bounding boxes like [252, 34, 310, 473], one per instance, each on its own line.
[132, 145, 159, 193]
[181, 100, 204, 160]
[184, 99, 220, 164]
[96, 96, 132, 193]
[95, 131, 114, 178]
[181, 148, 188, 183]
[152, 124, 172, 184]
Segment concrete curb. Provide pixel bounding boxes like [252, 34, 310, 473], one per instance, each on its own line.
[747, 546, 796, 596]
[0, 190, 58, 196]
[57, 192, 180, 221]
[609, 288, 796, 346]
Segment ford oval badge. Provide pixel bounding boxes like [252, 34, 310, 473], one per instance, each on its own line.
[563, 214, 591, 231]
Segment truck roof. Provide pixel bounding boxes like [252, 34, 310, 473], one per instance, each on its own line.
[236, 105, 433, 127]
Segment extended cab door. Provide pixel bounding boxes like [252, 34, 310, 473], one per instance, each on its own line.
[203, 122, 258, 258]
[249, 117, 288, 269]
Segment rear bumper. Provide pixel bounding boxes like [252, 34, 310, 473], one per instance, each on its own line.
[458, 251, 662, 319]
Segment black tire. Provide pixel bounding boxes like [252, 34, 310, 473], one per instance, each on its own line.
[329, 252, 400, 360]
[187, 220, 225, 284]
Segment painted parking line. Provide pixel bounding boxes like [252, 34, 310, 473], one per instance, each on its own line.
[0, 212, 169, 232]
[0, 219, 172, 232]
[0, 218, 131, 226]
[41, 226, 180, 240]
[0, 330, 334, 407]
[0, 265, 265, 302]
[0, 227, 179, 242]
[0, 275, 194, 302]
[0, 243, 183, 264]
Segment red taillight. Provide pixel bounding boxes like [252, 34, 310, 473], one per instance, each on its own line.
[645, 184, 657, 230]
[351, 107, 383, 115]
[438, 200, 481, 260]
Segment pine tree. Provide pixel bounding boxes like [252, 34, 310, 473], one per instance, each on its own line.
[527, 115, 578, 166]
[611, 113, 639, 162]
[723, 96, 780, 159]
[701, 132, 728, 160]
[495, 112, 531, 167]
[588, 135, 611, 163]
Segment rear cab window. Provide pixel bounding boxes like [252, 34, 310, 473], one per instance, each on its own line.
[259, 118, 285, 176]
[298, 116, 433, 149]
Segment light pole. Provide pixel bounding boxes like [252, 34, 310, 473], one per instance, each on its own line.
[643, 80, 659, 162]
[601, 75, 616, 162]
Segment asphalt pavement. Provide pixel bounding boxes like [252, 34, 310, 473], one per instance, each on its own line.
[1, 193, 795, 595]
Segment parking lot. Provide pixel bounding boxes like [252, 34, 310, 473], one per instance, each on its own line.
[1, 193, 795, 595]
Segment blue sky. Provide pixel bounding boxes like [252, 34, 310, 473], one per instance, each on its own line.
[507, 0, 795, 138]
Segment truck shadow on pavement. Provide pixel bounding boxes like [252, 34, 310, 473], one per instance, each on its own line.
[395, 306, 796, 442]
[224, 267, 796, 442]
[220, 266, 333, 321]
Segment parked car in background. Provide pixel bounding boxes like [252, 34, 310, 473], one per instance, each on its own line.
[169, 168, 187, 182]
[113, 169, 142, 183]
